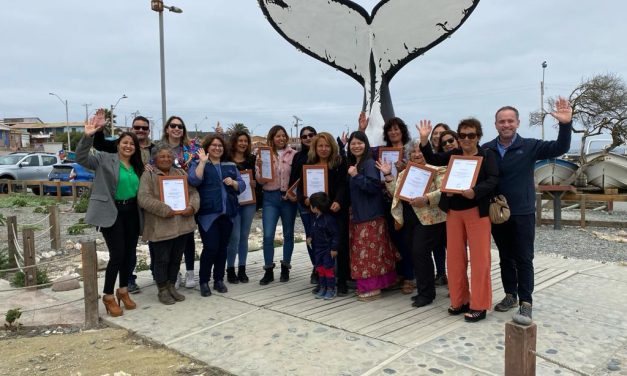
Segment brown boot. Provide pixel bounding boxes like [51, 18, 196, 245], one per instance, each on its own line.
[158, 284, 175, 305]
[167, 282, 185, 302]
[116, 288, 137, 310]
[102, 294, 123, 317]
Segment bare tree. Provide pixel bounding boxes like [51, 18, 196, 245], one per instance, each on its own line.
[530, 73, 627, 183]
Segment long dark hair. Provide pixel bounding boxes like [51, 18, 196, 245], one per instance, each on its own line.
[383, 117, 410, 146]
[299, 126, 317, 151]
[228, 130, 252, 160]
[346, 131, 372, 170]
[267, 125, 288, 153]
[162, 116, 190, 146]
[116, 132, 144, 177]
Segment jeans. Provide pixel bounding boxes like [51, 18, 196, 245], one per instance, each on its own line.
[492, 214, 536, 304]
[199, 215, 233, 284]
[227, 203, 256, 267]
[298, 202, 315, 264]
[183, 231, 196, 271]
[432, 227, 447, 276]
[262, 190, 297, 266]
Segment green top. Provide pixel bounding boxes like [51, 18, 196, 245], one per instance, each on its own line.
[114, 162, 140, 200]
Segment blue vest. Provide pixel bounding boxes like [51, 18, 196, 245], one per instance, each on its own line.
[194, 162, 240, 217]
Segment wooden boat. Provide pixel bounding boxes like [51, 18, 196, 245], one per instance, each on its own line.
[583, 152, 627, 189]
[534, 158, 578, 186]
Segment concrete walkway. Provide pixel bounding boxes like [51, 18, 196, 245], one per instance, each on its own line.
[3, 244, 626, 375]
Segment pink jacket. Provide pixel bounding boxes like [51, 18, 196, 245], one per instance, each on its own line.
[256, 146, 296, 192]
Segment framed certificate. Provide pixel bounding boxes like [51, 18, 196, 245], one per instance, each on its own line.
[378, 147, 403, 180]
[158, 175, 189, 213]
[238, 170, 256, 205]
[440, 155, 483, 194]
[396, 162, 437, 202]
[302, 165, 328, 197]
[258, 146, 275, 182]
[286, 178, 300, 199]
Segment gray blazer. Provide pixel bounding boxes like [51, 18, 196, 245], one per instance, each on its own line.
[76, 135, 143, 229]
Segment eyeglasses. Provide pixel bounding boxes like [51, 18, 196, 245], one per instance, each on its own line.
[133, 126, 149, 131]
[441, 138, 456, 145]
[458, 133, 477, 140]
[209, 144, 224, 148]
[169, 123, 184, 130]
[300, 133, 316, 140]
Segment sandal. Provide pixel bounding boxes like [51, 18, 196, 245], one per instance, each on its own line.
[401, 280, 415, 295]
[448, 303, 470, 315]
[357, 290, 382, 302]
[464, 309, 486, 322]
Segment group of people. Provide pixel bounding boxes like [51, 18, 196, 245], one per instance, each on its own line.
[78, 97, 573, 325]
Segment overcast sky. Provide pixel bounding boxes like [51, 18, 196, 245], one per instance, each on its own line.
[1, 0, 626, 143]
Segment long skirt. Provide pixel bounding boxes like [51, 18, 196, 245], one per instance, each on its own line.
[349, 216, 398, 294]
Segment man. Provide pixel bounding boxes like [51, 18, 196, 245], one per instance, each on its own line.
[483, 97, 573, 325]
[93, 115, 155, 294]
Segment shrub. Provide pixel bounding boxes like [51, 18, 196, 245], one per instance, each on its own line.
[33, 206, 49, 214]
[74, 189, 91, 213]
[11, 269, 50, 288]
[11, 197, 28, 207]
[136, 258, 150, 272]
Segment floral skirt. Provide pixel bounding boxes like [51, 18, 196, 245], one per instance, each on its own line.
[349, 216, 398, 293]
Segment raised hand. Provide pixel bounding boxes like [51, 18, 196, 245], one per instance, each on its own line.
[549, 97, 573, 124]
[215, 121, 223, 134]
[358, 112, 369, 132]
[197, 148, 209, 163]
[340, 131, 348, 145]
[330, 202, 341, 212]
[416, 120, 432, 146]
[84, 109, 106, 136]
[375, 159, 392, 175]
[347, 165, 358, 177]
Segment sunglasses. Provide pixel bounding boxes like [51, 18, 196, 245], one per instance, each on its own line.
[458, 133, 477, 140]
[441, 138, 456, 145]
[169, 123, 184, 130]
[133, 126, 149, 131]
[300, 133, 316, 140]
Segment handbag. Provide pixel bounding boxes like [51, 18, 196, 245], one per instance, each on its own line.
[489, 194, 510, 224]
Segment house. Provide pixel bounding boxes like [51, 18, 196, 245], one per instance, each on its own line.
[0, 124, 10, 148]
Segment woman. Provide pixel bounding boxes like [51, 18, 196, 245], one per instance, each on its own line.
[225, 131, 257, 284]
[289, 126, 318, 284]
[347, 131, 398, 301]
[188, 135, 245, 297]
[418, 118, 499, 322]
[256, 125, 297, 285]
[437, 130, 460, 153]
[377, 141, 447, 308]
[76, 109, 143, 317]
[298, 132, 349, 295]
[161, 116, 200, 289]
[430, 123, 451, 153]
[138, 143, 199, 304]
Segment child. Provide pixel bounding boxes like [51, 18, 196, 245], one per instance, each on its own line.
[307, 192, 339, 300]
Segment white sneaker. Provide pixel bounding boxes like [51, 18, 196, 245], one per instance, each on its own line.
[185, 270, 196, 288]
[175, 272, 183, 289]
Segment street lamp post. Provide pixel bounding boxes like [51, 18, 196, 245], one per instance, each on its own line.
[49, 92, 71, 152]
[293, 115, 302, 140]
[109, 94, 128, 136]
[540, 61, 548, 140]
[151, 0, 183, 125]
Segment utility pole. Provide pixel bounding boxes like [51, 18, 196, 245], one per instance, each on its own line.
[82, 103, 91, 122]
[540, 61, 547, 140]
[293, 115, 302, 139]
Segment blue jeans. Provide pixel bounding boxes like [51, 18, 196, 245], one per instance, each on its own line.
[297, 202, 315, 265]
[262, 190, 297, 266]
[199, 215, 233, 284]
[227, 203, 256, 267]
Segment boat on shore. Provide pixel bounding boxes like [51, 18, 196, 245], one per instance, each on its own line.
[534, 158, 578, 186]
[581, 139, 627, 190]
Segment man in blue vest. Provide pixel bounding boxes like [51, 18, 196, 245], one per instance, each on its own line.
[483, 97, 573, 325]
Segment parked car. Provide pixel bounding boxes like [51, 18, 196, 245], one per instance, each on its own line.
[0, 152, 60, 194]
[43, 162, 94, 196]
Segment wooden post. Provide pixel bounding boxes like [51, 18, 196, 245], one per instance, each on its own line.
[55, 181, 62, 201]
[48, 205, 61, 250]
[6, 216, 18, 268]
[580, 194, 586, 228]
[535, 193, 542, 227]
[22, 228, 37, 289]
[80, 240, 100, 329]
[505, 321, 537, 376]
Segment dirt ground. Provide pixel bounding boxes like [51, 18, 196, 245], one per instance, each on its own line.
[0, 327, 231, 376]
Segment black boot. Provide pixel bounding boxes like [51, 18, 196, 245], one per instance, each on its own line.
[310, 267, 319, 285]
[238, 265, 249, 283]
[280, 261, 290, 282]
[226, 267, 239, 284]
[259, 264, 275, 285]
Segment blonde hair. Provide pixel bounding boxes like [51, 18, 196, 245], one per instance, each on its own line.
[307, 132, 340, 169]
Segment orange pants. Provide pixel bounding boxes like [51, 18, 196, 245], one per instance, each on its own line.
[446, 207, 492, 311]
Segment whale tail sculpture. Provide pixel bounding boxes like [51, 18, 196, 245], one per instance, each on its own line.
[258, 0, 479, 144]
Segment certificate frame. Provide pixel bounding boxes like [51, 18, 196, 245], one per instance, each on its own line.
[238, 169, 256, 205]
[440, 155, 483, 194]
[302, 165, 328, 197]
[378, 146, 403, 180]
[158, 175, 189, 214]
[395, 162, 437, 202]
[257, 146, 275, 183]
[286, 178, 300, 199]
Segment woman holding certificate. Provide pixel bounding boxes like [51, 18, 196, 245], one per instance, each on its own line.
[418, 118, 499, 322]
[298, 132, 349, 295]
[138, 143, 200, 305]
[255, 125, 297, 285]
[347, 131, 398, 301]
[188, 135, 245, 297]
[76, 110, 144, 317]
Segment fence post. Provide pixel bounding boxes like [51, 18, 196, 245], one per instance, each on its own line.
[6, 216, 17, 268]
[48, 205, 61, 250]
[580, 194, 586, 228]
[81, 240, 99, 329]
[22, 228, 37, 289]
[505, 321, 537, 376]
